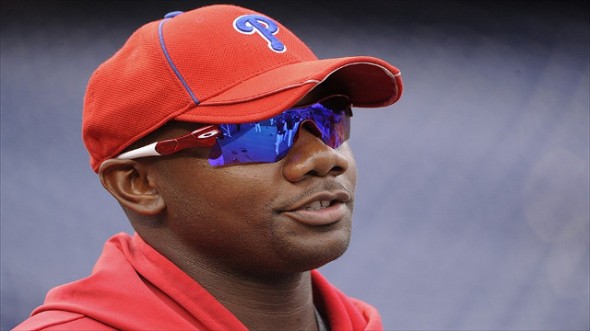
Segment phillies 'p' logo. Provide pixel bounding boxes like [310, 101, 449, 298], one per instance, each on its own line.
[233, 14, 286, 53]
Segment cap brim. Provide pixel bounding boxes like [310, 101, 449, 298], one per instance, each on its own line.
[175, 56, 402, 124]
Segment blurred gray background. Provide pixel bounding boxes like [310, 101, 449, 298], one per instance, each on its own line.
[1, 1, 588, 330]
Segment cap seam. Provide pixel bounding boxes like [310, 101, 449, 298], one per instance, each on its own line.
[158, 18, 200, 106]
[178, 95, 303, 121]
[202, 80, 320, 106]
[200, 55, 308, 103]
[202, 60, 399, 106]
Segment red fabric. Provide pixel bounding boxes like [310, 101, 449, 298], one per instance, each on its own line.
[15, 233, 383, 330]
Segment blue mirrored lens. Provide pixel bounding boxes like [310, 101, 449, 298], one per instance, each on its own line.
[208, 101, 350, 166]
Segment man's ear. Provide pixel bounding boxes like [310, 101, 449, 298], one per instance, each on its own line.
[98, 159, 166, 216]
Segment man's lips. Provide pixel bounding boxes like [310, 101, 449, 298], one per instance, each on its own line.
[279, 191, 352, 226]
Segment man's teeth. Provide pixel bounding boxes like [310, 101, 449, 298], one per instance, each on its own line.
[305, 200, 332, 210]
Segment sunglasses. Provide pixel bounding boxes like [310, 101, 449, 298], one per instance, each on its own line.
[116, 96, 352, 167]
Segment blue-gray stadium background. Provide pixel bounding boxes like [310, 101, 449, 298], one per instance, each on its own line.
[2, 1, 588, 330]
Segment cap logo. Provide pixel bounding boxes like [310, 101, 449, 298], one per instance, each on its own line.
[233, 14, 286, 53]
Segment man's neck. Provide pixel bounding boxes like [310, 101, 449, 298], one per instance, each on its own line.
[192, 265, 319, 331]
[142, 232, 321, 330]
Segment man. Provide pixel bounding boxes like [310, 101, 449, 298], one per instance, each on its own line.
[16, 4, 402, 330]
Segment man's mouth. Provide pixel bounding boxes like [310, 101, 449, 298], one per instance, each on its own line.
[304, 200, 333, 211]
[280, 191, 352, 226]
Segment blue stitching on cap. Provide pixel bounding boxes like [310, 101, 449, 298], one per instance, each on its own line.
[158, 19, 200, 105]
[164, 11, 183, 19]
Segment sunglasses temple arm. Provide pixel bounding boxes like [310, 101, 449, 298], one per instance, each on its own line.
[116, 142, 161, 160]
[115, 126, 220, 160]
[155, 135, 216, 155]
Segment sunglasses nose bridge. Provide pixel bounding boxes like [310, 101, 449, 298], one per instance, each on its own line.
[291, 119, 330, 149]
[298, 119, 323, 139]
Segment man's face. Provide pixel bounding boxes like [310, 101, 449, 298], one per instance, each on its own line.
[145, 119, 357, 277]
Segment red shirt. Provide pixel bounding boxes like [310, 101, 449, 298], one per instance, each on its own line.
[15, 233, 383, 330]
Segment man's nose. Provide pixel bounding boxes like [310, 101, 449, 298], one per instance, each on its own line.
[281, 122, 351, 183]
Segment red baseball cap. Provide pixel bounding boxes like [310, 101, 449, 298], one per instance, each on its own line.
[82, 4, 403, 172]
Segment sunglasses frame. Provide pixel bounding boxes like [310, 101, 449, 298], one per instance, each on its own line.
[116, 96, 352, 166]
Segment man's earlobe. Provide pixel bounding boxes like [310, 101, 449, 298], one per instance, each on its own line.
[98, 159, 166, 215]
